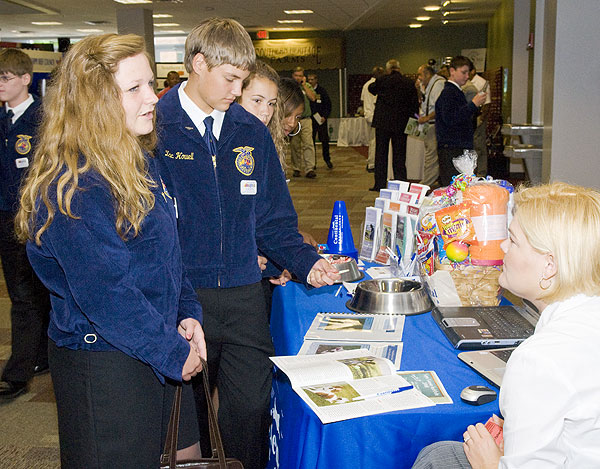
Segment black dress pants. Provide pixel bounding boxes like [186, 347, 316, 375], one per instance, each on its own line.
[193, 282, 274, 469]
[311, 118, 331, 164]
[373, 128, 407, 189]
[0, 210, 50, 384]
[437, 145, 464, 187]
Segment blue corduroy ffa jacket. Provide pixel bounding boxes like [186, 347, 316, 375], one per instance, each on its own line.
[156, 84, 320, 289]
[435, 81, 478, 149]
[0, 97, 41, 212]
[26, 156, 202, 383]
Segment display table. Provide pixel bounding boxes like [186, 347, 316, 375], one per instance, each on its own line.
[267, 279, 500, 469]
[337, 117, 370, 147]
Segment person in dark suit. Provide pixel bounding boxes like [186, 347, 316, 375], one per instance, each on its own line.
[307, 72, 333, 169]
[368, 59, 419, 191]
[434, 56, 487, 186]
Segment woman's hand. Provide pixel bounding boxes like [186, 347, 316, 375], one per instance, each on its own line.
[463, 422, 503, 469]
[181, 344, 203, 381]
[178, 318, 207, 360]
[258, 255, 268, 271]
[269, 269, 293, 286]
[307, 258, 340, 287]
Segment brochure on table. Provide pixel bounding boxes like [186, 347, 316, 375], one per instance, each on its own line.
[298, 339, 404, 370]
[304, 312, 405, 342]
[271, 349, 435, 424]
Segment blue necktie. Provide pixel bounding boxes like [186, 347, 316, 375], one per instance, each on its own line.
[203, 116, 218, 157]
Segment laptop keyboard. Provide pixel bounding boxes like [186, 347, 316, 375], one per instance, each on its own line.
[490, 348, 514, 362]
[479, 308, 535, 337]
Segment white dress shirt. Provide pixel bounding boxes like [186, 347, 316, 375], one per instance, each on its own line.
[499, 294, 600, 468]
[419, 74, 445, 119]
[178, 81, 225, 139]
[360, 77, 376, 124]
[6, 94, 34, 123]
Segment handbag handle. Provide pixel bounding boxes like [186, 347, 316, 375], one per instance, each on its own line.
[161, 358, 227, 469]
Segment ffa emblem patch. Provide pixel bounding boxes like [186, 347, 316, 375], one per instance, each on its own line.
[15, 135, 32, 155]
[233, 146, 255, 176]
[159, 176, 172, 203]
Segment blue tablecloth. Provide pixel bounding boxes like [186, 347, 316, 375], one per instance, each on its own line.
[267, 280, 501, 469]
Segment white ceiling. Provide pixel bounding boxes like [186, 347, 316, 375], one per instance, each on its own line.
[0, 0, 500, 41]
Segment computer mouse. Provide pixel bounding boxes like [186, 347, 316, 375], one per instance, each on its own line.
[460, 385, 497, 406]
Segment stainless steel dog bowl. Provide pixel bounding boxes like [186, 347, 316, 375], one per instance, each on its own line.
[346, 278, 433, 315]
[322, 254, 364, 283]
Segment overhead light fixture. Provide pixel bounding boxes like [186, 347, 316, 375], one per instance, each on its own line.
[77, 29, 104, 33]
[277, 19, 303, 24]
[113, 0, 152, 4]
[272, 27, 294, 31]
[443, 11, 450, 16]
[153, 14, 173, 18]
[409, 24, 422, 28]
[416, 16, 431, 21]
[31, 21, 62, 25]
[154, 23, 180, 27]
[442, 20, 449, 24]
[284, 10, 313, 14]
[442, 0, 451, 7]
[157, 30, 185, 34]
[424, 5, 441, 11]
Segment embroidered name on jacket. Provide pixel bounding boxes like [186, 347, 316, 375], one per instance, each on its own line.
[15, 135, 32, 155]
[164, 149, 194, 160]
[233, 146, 255, 176]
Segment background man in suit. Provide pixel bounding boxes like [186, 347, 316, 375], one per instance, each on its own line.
[435, 55, 487, 186]
[307, 72, 333, 169]
[368, 59, 419, 191]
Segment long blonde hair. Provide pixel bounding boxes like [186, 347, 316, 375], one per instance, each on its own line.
[15, 34, 157, 245]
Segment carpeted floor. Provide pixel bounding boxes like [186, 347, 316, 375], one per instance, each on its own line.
[0, 144, 379, 467]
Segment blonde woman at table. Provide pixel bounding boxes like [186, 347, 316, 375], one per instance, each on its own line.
[412, 181, 600, 469]
[15, 34, 206, 468]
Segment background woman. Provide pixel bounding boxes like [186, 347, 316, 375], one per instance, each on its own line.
[15, 34, 206, 468]
[239, 67, 317, 290]
[413, 181, 600, 468]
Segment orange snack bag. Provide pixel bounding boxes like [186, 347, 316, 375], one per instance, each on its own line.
[463, 184, 509, 266]
[434, 202, 475, 247]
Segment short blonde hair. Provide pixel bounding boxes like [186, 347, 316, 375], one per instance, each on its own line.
[514, 182, 600, 303]
[184, 17, 255, 73]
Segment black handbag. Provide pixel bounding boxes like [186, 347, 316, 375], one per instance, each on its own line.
[160, 359, 244, 469]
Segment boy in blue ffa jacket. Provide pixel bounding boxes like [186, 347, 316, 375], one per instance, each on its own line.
[435, 55, 487, 186]
[156, 18, 339, 469]
[0, 48, 50, 399]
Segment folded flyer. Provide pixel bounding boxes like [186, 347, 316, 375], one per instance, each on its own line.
[298, 339, 404, 370]
[304, 312, 405, 342]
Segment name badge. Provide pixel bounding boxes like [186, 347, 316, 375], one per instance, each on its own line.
[15, 157, 29, 168]
[240, 180, 257, 195]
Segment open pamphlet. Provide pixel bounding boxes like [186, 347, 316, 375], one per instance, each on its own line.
[304, 312, 405, 342]
[270, 349, 435, 424]
[298, 339, 404, 370]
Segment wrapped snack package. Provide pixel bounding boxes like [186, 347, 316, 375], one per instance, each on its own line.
[463, 183, 509, 266]
[434, 202, 475, 247]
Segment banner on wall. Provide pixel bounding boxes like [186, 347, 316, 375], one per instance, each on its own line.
[253, 38, 344, 71]
[461, 48, 487, 72]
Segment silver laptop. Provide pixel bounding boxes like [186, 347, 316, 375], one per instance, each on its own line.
[458, 347, 516, 387]
[432, 301, 540, 350]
